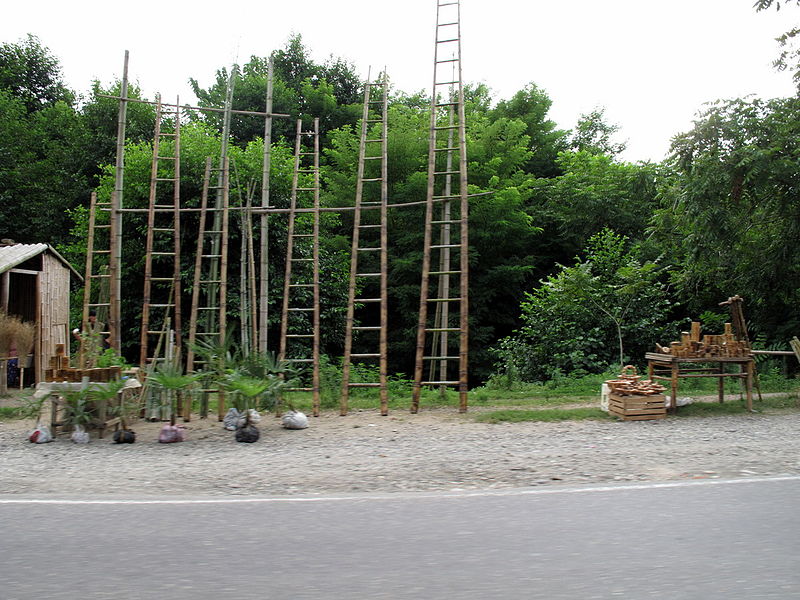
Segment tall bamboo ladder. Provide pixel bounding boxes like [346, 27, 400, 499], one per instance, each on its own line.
[186, 157, 230, 420]
[139, 95, 183, 370]
[412, 0, 469, 413]
[278, 118, 321, 416]
[80, 191, 114, 368]
[340, 70, 389, 416]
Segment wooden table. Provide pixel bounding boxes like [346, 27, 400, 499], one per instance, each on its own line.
[645, 353, 754, 412]
[34, 378, 142, 438]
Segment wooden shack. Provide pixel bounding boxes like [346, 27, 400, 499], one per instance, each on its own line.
[0, 241, 82, 388]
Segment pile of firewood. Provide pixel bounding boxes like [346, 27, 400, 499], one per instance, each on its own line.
[605, 365, 665, 396]
[44, 344, 121, 382]
[654, 322, 750, 359]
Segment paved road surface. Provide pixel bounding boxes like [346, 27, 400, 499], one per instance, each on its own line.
[1, 477, 798, 599]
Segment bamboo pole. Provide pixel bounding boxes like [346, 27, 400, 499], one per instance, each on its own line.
[259, 59, 275, 354]
[111, 51, 128, 353]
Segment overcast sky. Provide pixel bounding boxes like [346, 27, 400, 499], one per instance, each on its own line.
[4, 0, 798, 162]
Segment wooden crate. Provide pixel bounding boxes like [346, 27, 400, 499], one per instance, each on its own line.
[608, 393, 666, 421]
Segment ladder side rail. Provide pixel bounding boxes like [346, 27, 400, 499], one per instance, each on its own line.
[171, 99, 183, 363]
[378, 71, 390, 415]
[311, 118, 321, 417]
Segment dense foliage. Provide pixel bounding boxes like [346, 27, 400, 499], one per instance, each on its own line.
[1, 18, 799, 384]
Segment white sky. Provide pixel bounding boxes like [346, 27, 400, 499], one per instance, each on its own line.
[4, 0, 799, 162]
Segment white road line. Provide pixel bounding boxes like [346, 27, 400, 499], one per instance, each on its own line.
[1, 475, 799, 506]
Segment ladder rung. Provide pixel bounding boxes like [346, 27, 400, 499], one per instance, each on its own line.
[434, 170, 460, 175]
[433, 126, 458, 131]
[436, 102, 458, 108]
[94, 224, 111, 229]
[421, 380, 460, 386]
[153, 228, 174, 232]
[363, 156, 382, 160]
[201, 254, 222, 258]
[293, 234, 314, 238]
[147, 303, 175, 308]
[90, 274, 111, 279]
[361, 178, 383, 182]
[433, 147, 459, 152]
[151, 252, 176, 256]
[353, 326, 381, 331]
[358, 224, 381, 229]
[347, 382, 382, 388]
[154, 178, 178, 182]
[350, 353, 380, 358]
[432, 219, 461, 225]
[356, 272, 381, 277]
[286, 334, 313, 338]
[288, 283, 314, 288]
[291, 258, 313, 262]
[87, 303, 110, 308]
[151, 277, 174, 282]
[153, 204, 176, 209]
[93, 250, 111, 254]
[428, 297, 462, 302]
[426, 328, 460, 332]
[198, 279, 223, 284]
[355, 298, 381, 303]
[436, 58, 459, 64]
[430, 244, 461, 249]
[196, 307, 219, 311]
[358, 247, 381, 252]
[156, 156, 177, 160]
[430, 271, 460, 276]
[288, 308, 314, 312]
[285, 359, 313, 363]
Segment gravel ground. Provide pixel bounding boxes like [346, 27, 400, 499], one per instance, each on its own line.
[1, 404, 799, 497]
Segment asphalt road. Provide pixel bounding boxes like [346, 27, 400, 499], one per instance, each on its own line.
[1, 477, 798, 600]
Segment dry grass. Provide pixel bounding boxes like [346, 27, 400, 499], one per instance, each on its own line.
[0, 312, 35, 358]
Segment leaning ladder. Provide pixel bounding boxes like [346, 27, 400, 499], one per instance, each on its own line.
[186, 157, 230, 420]
[278, 118, 321, 416]
[412, 0, 469, 413]
[139, 95, 183, 369]
[340, 70, 389, 416]
[80, 191, 113, 368]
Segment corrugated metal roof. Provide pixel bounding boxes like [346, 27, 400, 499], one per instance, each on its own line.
[0, 243, 82, 280]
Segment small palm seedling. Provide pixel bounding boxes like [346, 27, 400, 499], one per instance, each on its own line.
[147, 361, 202, 427]
[60, 388, 94, 443]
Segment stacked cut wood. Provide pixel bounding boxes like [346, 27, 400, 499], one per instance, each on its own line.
[44, 344, 121, 383]
[605, 365, 666, 396]
[653, 322, 751, 359]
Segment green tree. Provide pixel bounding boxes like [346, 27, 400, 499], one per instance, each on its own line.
[571, 107, 627, 157]
[0, 34, 73, 112]
[495, 229, 675, 382]
[491, 82, 569, 177]
[651, 96, 800, 343]
[755, 0, 800, 90]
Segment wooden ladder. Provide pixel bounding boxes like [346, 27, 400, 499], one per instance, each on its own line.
[340, 69, 390, 416]
[80, 191, 113, 367]
[186, 157, 230, 419]
[412, 0, 470, 413]
[139, 95, 183, 370]
[278, 118, 321, 416]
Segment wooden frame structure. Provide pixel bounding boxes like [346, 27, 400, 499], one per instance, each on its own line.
[93, 1, 473, 416]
